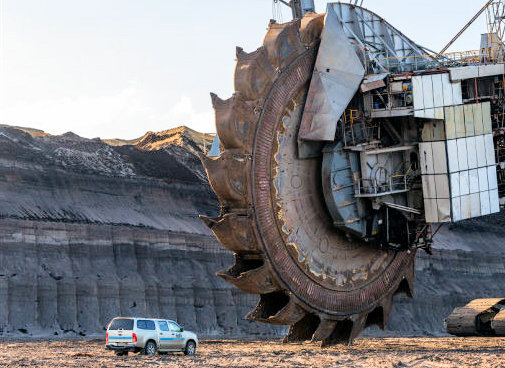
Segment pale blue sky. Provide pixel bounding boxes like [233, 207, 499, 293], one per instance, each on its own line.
[0, 0, 489, 139]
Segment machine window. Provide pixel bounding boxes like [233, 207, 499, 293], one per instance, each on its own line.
[158, 321, 169, 331]
[137, 319, 156, 330]
[168, 321, 182, 332]
[108, 318, 133, 330]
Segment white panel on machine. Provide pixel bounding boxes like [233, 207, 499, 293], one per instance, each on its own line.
[441, 73, 454, 106]
[432, 142, 448, 174]
[412, 76, 424, 111]
[454, 105, 465, 138]
[447, 140, 459, 172]
[434, 107, 444, 120]
[449, 66, 479, 81]
[490, 189, 500, 213]
[424, 198, 438, 223]
[488, 166, 498, 190]
[464, 104, 475, 136]
[435, 175, 450, 198]
[475, 135, 486, 167]
[481, 190, 491, 216]
[421, 175, 437, 199]
[478, 167, 489, 192]
[482, 102, 492, 134]
[432, 74, 444, 107]
[460, 195, 471, 220]
[466, 136, 478, 170]
[413, 73, 462, 118]
[456, 139, 469, 171]
[450, 172, 460, 197]
[419, 108, 440, 121]
[419, 142, 434, 174]
[469, 169, 479, 194]
[478, 64, 505, 78]
[437, 198, 451, 222]
[422, 76, 434, 109]
[452, 83, 463, 105]
[473, 104, 484, 135]
[459, 170, 470, 196]
[418, 96, 499, 223]
[452, 196, 461, 221]
[484, 134, 495, 166]
[470, 193, 481, 218]
[415, 109, 427, 119]
[444, 106, 456, 139]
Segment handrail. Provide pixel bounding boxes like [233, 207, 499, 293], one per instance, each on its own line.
[371, 47, 504, 74]
[355, 174, 408, 197]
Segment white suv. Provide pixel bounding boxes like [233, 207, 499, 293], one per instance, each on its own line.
[105, 317, 198, 356]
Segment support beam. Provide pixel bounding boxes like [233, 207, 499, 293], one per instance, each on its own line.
[437, 0, 494, 56]
[278, 0, 315, 19]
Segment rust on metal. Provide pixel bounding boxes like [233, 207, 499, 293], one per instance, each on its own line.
[234, 47, 275, 102]
[211, 93, 257, 152]
[200, 213, 261, 253]
[263, 19, 306, 71]
[201, 12, 417, 346]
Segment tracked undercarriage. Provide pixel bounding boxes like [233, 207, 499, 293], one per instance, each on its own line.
[201, 2, 505, 346]
[446, 299, 505, 336]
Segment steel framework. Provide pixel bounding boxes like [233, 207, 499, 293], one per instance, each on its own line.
[273, 0, 315, 19]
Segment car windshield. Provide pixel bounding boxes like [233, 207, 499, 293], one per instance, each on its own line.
[108, 318, 133, 330]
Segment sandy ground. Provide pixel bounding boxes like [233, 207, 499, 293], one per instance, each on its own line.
[0, 337, 504, 367]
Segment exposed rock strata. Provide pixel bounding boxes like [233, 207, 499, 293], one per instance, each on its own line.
[0, 124, 503, 338]
[0, 219, 281, 337]
[0, 125, 283, 337]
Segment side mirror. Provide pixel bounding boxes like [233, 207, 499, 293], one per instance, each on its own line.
[180, 328, 184, 332]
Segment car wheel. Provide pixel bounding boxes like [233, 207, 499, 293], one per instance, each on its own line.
[184, 341, 196, 356]
[144, 341, 157, 356]
[115, 351, 124, 356]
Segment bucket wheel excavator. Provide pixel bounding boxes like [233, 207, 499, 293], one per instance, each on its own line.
[201, 1, 505, 345]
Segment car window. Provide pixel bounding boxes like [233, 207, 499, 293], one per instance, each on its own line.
[137, 319, 155, 330]
[108, 318, 133, 330]
[158, 321, 169, 331]
[168, 321, 182, 332]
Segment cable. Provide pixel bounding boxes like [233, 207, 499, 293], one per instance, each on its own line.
[271, 0, 283, 23]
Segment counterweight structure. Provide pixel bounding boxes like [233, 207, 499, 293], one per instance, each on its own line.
[201, 2, 505, 345]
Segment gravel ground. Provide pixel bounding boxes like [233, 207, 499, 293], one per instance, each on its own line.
[0, 337, 504, 367]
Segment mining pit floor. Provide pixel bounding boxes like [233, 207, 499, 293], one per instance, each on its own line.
[0, 337, 503, 367]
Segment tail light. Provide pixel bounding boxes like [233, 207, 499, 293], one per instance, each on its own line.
[106, 332, 108, 342]
[132, 332, 137, 343]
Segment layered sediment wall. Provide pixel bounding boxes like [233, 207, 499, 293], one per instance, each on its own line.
[0, 219, 281, 337]
[0, 125, 283, 337]
[0, 124, 503, 338]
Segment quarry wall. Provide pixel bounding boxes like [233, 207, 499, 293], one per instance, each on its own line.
[0, 125, 503, 338]
[0, 219, 283, 337]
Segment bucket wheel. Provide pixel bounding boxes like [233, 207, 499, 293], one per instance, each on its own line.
[201, 14, 416, 346]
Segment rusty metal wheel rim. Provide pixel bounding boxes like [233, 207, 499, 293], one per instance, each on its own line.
[251, 48, 416, 316]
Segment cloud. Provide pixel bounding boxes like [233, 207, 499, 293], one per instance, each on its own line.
[162, 95, 215, 134]
[0, 84, 215, 139]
